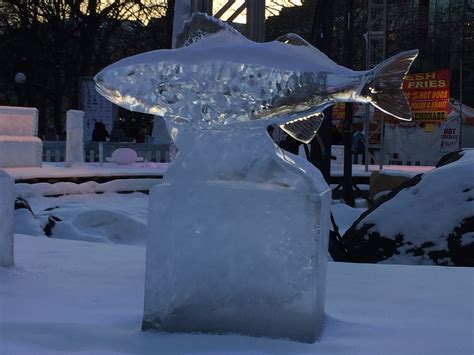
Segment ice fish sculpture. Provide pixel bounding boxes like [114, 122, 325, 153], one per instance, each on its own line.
[95, 14, 420, 342]
[95, 13, 418, 145]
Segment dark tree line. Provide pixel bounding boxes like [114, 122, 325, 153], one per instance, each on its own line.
[0, 0, 174, 134]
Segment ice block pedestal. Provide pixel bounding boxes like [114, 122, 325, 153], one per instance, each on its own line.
[143, 130, 331, 343]
[0, 170, 14, 267]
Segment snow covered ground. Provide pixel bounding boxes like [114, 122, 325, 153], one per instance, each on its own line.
[4, 178, 473, 353]
[1, 235, 472, 355]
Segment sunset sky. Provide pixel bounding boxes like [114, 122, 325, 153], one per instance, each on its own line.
[213, 0, 303, 23]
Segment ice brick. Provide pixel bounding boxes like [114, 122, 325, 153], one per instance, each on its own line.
[143, 180, 330, 343]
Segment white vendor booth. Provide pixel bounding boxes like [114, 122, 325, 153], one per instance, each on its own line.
[0, 106, 42, 168]
[383, 102, 470, 166]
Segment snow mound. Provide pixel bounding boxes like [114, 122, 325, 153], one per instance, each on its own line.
[16, 178, 160, 197]
[14, 208, 43, 236]
[331, 203, 365, 235]
[107, 148, 144, 165]
[52, 209, 147, 245]
[14, 192, 149, 246]
[343, 149, 474, 266]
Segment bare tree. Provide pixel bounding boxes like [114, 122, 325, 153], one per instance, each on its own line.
[0, 0, 170, 133]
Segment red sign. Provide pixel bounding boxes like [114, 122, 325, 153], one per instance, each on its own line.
[403, 69, 450, 121]
[331, 69, 450, 123]
[331, 103, 359, 123]
[332, 103, 346, 122]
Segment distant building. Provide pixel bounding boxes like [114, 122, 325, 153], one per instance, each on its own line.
[263, 0, 473, 106]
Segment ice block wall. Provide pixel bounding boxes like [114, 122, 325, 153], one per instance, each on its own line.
[0, 170, 14, 267]
[0, 106, 42, 168]
[0, 106, 39, 137]
[66, 110, 85, 167]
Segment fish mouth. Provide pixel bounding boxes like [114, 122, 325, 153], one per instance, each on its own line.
[94, 76, 122, 104]
[94, 73, 168, 116]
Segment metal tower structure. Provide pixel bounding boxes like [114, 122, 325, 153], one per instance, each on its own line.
[365, 0, 387, 171]
[189, 0, 266, 42]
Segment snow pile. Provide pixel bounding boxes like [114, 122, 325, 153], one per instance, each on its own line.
[343, 150, 474, 266]
[367, 153, 472, 246]
[331, 203, 365, 235]
[16, 178, 160, 197]
[15, 192, 148, 245]
[14, 208, 43, 236]
[51, 209, 147, 245]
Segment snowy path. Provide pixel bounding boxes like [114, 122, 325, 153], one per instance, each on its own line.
[1, 235, 472, 355]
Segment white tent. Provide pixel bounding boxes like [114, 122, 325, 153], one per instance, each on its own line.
[382, 102, 473, 166]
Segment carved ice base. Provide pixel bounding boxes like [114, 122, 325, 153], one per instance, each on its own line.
[143, 178, 330, 342]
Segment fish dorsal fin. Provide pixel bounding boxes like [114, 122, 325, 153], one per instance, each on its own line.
[275, 33, 312, 47]
[176, 12, 244, 48]
[279, 113, 325, 144]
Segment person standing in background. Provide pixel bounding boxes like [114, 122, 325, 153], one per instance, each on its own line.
[110, 121, 125, 142]
[44, 123, 58, 141]
[92, 121, 110, 142]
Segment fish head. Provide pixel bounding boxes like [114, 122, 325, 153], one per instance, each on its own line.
[95, 58, 186, 119]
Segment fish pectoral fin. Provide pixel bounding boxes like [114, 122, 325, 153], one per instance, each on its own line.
[279, 113, 325, 144]
[176, 12, 245, 48]
[363, 49, 419, 121]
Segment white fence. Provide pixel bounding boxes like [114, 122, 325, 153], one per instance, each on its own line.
[42, 142, 172, 163]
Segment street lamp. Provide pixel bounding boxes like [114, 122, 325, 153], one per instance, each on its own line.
[14, 72, 26, 84]
[14, 72, 26, 106]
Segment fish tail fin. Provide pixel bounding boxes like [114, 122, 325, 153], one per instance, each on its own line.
[361, 49, 419, 120]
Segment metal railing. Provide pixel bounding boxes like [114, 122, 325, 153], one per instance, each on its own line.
[42, 141, 172, 163]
